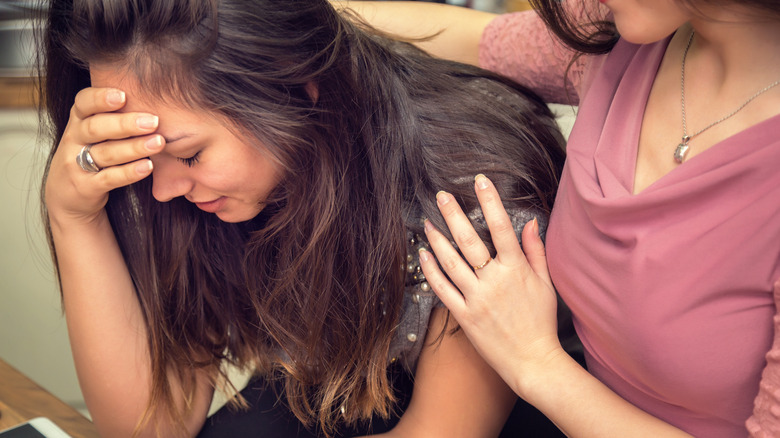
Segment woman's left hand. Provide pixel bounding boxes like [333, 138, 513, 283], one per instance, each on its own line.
[418, 174, 565, 395]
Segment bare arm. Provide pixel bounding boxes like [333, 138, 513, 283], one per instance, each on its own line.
[45, 87, 213, 437]
[332, 1, 496, 66]
[418, 175, 694, 437]
[357, 307, 517, 438]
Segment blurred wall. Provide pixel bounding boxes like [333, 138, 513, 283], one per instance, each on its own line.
[0, 107, 86, 413]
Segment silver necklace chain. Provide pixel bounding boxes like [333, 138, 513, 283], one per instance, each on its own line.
[675, 30, 780, 163]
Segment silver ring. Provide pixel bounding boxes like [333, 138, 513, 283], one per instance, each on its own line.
[75, 144, 101, 173]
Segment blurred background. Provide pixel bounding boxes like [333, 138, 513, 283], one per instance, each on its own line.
[0, 0, 88, 416]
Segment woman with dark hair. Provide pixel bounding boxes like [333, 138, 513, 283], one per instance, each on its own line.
[38, 0, 570, 436]
[347, 0, 780, 436]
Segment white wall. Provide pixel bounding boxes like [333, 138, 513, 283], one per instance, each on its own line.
[0, 108, 86, 412]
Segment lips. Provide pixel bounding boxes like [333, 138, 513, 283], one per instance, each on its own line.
[193, 196, 227, 213]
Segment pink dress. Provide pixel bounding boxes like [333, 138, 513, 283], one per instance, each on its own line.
[480, 11, 780, 437]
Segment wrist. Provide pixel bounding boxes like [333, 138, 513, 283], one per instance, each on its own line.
[510, 340, 575, 400]
[47, 207, 111, 237]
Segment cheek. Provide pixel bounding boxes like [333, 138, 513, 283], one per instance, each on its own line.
[248, 172, 282, 202]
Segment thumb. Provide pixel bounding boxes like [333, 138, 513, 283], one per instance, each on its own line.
[521, 218, 552, 285]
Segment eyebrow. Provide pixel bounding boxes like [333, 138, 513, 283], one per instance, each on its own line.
[162, 133, 195, 145]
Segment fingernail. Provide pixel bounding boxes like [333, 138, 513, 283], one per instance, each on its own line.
[145, 136, 162, 151]
[136, 159, 153, 174]
[137, 115, 158, 129]
[436, 191, 450, 205]
[475, 174, 489, 190]
[424, 219, 434, 233]
[418, 247, 430, 263]
[107, 90, 125, 106]
[532, 217, 539, 235]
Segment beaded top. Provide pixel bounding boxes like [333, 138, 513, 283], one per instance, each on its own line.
[387, 206, 545, 371]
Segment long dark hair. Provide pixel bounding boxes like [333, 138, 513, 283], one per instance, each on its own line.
[39, 0, 565, 434]
[530, 0, 780, 55]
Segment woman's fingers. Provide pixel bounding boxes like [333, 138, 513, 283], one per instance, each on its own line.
[72, 87, 127, 120]
[423, 219, 480, 292]
[45, 86, 161, 223]
[95, 159, 155, 190]
[87, 134, 164, 170]
[473, 174, 526, 265]
[520, 219, 552, 285]
[67, 87, 162, 173]
[75, 111, 159, 146]
[435, 190, 493, 271]
[71, 86, 160, 152]
[418, 247, 468, 316]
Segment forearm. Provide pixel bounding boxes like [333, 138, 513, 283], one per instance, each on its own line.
[50, 212, 210, 437]
[515, 349, 693, 438]
[332, 1, 496, 66]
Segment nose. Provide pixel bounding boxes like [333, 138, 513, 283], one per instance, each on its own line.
[150, 155, 194, 202]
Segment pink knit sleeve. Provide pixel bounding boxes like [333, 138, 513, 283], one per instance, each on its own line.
[747, 281, 780, 437]
[478, 10, 585, 105]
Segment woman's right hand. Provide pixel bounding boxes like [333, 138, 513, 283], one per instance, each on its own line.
[418, 175, 563, 395]
[43, 87, 215, 438]
[45, 87, 162, 225]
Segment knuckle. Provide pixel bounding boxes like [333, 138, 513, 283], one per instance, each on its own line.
[73, 89, 95, 117]
[429, 278, 449, 294]
[440, 255, 460, 272]
[440, 203, 460, 219]
[123, 113, 139, 131]
[480, 191, 500, 205]
[73, 88, 89, 105]
[490, 217, 514, 235]
[96, 145, 115, 163]
[456, 230, 481, 249]
[123, 165, 141, 182]
[69, 104, 79, 121]
[84, 118, 100, 138]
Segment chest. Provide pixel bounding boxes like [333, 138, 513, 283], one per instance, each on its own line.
[634, 38, 780, 194]
[546, 178, 780, 425]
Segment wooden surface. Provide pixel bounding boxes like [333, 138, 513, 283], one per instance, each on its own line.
[0, 400, 26, 430]
[505, 0, 533, 11]
[0, 359, 98, 437]
[0, 77, 38, 109]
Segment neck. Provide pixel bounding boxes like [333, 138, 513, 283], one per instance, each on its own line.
[686, 11, 780, 87]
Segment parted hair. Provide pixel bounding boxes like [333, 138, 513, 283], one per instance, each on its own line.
[39, 0, 565, 435]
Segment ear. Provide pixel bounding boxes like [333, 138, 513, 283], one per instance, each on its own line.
[305, 81, 319, 103]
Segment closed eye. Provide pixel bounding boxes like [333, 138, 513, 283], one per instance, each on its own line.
[178, 151, 201, 167]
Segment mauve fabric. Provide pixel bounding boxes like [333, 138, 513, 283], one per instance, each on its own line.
[544, 35, 780, 436]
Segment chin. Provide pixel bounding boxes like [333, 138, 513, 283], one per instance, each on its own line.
[215, 208, 263, 223]
[614, 21, 681, 45]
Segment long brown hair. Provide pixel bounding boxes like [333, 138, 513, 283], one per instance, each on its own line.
[39, 0, 565, 435]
